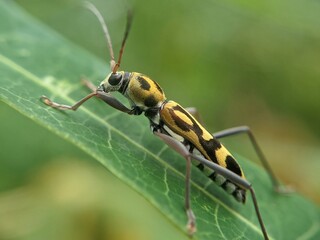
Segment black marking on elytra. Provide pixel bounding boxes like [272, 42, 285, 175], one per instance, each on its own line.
[169, 104, 223, 163]
[167, 105, 191, 131]
[200, 139, 222, 163]
[161, 102, 245, 200]
[173, 116, 190, 131]
[144, 95, 158, 107]
[137, 76, 151, 90]
[226, 155, 242, 177]
[172, 105, 195, 129]
[210, 139, 222, 151]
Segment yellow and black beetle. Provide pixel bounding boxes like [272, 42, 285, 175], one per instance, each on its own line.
[41, 3, 290, 239]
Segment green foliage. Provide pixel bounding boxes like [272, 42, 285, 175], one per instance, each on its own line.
[0, 1, 319, 240]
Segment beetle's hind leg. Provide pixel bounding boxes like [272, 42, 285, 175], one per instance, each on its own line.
[185, 107, 291, 193]
[213, 126, 293, 194]
[153, 131, 270, 239]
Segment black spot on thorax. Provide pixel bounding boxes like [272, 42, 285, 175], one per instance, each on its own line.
[137, 76, 151, 90]
[144, 95, 158, 107]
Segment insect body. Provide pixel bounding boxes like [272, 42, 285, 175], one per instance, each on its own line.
[102, 70, 248, 202]
[41, 3, 289, 239]
[97, 70, 248, 203]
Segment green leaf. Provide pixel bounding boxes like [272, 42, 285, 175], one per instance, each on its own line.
[0, 1, 319, 240]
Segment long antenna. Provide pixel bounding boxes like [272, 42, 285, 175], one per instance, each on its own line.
[84, 2, 133, 74]
[113, 10, 133, 73]
[84, 1, 115, 70]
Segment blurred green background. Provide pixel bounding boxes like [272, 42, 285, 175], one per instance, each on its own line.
[1, 0, 320, 239]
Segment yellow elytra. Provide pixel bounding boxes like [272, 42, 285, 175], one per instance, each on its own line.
[159, 100, 246, 202]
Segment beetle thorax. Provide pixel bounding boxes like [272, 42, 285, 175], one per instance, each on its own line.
[124, 72, 166, 110]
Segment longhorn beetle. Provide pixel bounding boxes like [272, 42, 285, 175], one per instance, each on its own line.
[41, 2, 290, 239]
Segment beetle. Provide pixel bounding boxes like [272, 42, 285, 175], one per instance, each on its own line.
[41, 2, 290, 239]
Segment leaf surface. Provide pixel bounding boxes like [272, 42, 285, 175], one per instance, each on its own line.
[0, 2, 319, 239]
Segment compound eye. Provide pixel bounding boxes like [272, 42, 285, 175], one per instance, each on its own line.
[108, 73, 122, 86]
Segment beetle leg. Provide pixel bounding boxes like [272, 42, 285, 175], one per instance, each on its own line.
[41, 92, 97, 110]
[96, 91, 143, 115]
[190, 153, 269, 240]
[40, 77, 98, 110]
[153, 131, 196, 236]
[213, 126, 293, 194]
[41, 90, 142, 115]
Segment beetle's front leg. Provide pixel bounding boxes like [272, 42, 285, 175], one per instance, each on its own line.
[80, 81, 138, 114]
[96, 91, 143, 115]
[41, 90, 143, 115]
[41, 92, 97, 111]
[41, 78, 99, 111]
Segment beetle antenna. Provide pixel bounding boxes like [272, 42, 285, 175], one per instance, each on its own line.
[113, 10, 133, 73]
[84, 1, 116, 70]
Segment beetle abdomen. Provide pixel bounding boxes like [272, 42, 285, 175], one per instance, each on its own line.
[160, 100, 246, 202]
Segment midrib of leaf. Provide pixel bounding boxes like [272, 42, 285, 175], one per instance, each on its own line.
[0, 52, 268, 239]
